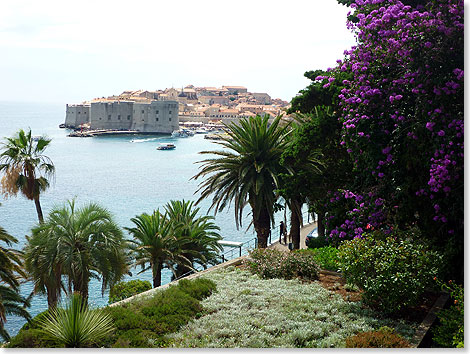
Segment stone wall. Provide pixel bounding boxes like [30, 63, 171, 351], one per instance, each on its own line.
[65, 100, 179, 133]
[65, 104, 90, 128]
[90, 101, 133, 130]
[132, 101, 179, 133]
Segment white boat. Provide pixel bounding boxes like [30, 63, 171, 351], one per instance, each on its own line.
[181, 128, 194, 136]
[171, 130, 189, 138]
[156, 143, 176, 150]
[171, 129, 194, 138]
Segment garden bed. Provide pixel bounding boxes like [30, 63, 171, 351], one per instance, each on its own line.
[167, 266, 419, 348]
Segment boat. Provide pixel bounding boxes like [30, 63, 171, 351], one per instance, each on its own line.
[171, 129, 195, 138]
[156, 143, 176, 150]
[171, 130, 189, 138]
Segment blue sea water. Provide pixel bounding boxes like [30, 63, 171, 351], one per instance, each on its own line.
[0, 101, 269, 337]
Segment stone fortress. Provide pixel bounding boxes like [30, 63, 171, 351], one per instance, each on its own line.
[65, 100, 179, 134]
[64, 85, 289, 133]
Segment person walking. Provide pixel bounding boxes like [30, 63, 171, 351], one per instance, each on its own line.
[279, 221, 285, 244]
[283, 223, 288, 245]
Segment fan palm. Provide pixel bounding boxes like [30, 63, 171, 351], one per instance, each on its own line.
[0, 129, 55, 223]
[193, 115, 291, 248]
[38, 293, 114, 348]
[126, 210, 193, 287]
[24, 200, 129, 307]
[0, 226, 30, 340]
[164, 200, 222, 278]
[23, 230, 63, 308]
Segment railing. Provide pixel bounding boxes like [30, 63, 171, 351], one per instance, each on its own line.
[172, 209, 316, 283]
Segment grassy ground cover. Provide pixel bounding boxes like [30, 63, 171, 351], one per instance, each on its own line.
[168, 266, 416, 348]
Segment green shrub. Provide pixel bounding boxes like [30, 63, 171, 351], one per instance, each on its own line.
[306, 235, 329, 249]
[297, 247, 340, 271]
[103, 277, 216, 347]
[6, 328, 61, 348]
[177, 278, 217, 301]
[142, 286, 203, 331]
[245, 248, 319, 280]
[109, 279, 152, 304]
[6, 311, 61, 348]
[345, 326, 411, 348]
[337, 231, 442, 314]
[433, 280, 464, 348]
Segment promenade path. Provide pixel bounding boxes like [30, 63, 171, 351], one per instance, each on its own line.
[268, 221, 317, 251]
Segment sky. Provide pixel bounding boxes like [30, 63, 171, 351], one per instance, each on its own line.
[0, 0, 356, 104]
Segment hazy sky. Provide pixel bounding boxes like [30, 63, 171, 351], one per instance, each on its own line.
[0, 1, 356, 104]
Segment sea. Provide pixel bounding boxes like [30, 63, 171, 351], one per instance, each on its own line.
[0, 101, 285, 337]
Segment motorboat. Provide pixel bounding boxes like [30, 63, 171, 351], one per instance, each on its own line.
[171, 130, 190, 138]
[156, 143, 176, 150]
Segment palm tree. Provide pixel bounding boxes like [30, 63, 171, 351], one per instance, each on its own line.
[0, 226, 31, 340]
[279, 113, 324, 249]
[23, 230, 63, 309]
[0, 129, 55, 223]
[126, 210, 193, 287]
[164, 200, 222, 278]
[24, 200, 129, 307]
[193, 115, 291, 248]
[38, 293, 114, 348]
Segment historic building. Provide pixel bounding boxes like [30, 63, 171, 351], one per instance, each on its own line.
[64, 100, 179, 133]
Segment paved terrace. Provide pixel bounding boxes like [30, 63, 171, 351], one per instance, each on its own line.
[268, 221, 317, 251]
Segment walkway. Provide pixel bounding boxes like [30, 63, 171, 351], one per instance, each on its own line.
[268, 221, 317, 251]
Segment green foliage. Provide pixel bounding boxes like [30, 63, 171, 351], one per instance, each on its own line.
[338, 232, 442, 314]
[282, 108, 352, 239]
[6, 328, 61, 348]
[0, 225, 30, 341]
[164, 200, 222, 279]
[126, 204, 212, 288]
[176, 278, 217, 301]
[433, 280, 464, 348]
[306, 235, 329, 249]
[245, 248, 319, 281]
[37, 293, 115, 348]
[345, 326, 411, 348]
[297, 247, 339, 272]
[140, 286, 202, 331]
[193, 115, 291, 248]
[6, 311, 60, 348]
[108, 280, 152, 304]
[104, 277, 216, 347]
[0, 128, 55, 222]
[25, 199, 130, 307]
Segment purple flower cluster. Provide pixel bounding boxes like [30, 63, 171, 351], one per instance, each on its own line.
[319, 0, 463, 235]
[324, 189, 389, 240]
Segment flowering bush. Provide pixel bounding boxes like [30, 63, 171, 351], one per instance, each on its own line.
[337, 231, 442, 314]
[312, 0, 463, 280]
[324, 189, 390, 241]
[245, 249, 319, 281]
